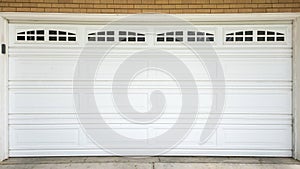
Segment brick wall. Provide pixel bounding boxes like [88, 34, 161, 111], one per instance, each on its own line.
[0, 0, 300, 14]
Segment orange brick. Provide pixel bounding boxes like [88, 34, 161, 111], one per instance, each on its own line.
[22, 3, 37, 7]
[210, 8, 224, 13]
[279, 8, 292, 12]
[79, 4, 94, 8]
[107, 4, 122, 8]
[292, 8, 300, 12]
[195, 8, 210, 13]
[57, 0, 73, 3]
[238, 8, 253, 13]
[115, 9, 129, 13]
[229, 4, 244, 8]
[72, 0, 83, 3]
[113, 0, 127, 4]
[37, 3, 52, 8]
[203, 4, 217, 8]
[127, 9, 142, 13]
[148, 4, 163, 8]
[244, 4, 258, 8]
[223, 0, 238, 3]
[252, 0, 266, 3]
[141, 9, 156, 13]
[237, 0, 251, 3]
[58, 8, 73, 12]
[134, 4, 148, 8]
[30, 7, 45, 12]
[169, 9, 183, 13]
[252, 8, 266, 12]
[286, 3, 297, 7]
[279, 0, 293, 2]
[17, 7, 31, 12]
[30, 0, 44, 2]
[216, 4, 230, 8]
[74, 8, 87, 12]
[87, 8, 102, 13]
[2, 7, 17, 12]
[257, 4, 272, 8]
[155, 0, 169, 4]
[161, 4, 176, 8]
[188, 4, 203, 8]
[182, 8, 196, 13]
[65, 4, 80, 8]
[271, 4, 284, 8]
[46, 0, 59, 3]
[45, 7, 59, 12]
[101, 8, 115, 12]
[142, 0, 155, 4]
[0, 3, 9, 7]
[223, 8, 238, 13]
[168, 0, 182, 4]
[266, 8, 279, 12]
[175, 4, 187, 8]
[94, 4, 107, 8]
[9, 3, 23, 7]
[52, 4, 64, 8]
[0, 0, 299, 14]
[100, 0, 114, 3]
[196, 0, 210, 4]
[210, 0, 224, 4]
[128, 0, 142, 4]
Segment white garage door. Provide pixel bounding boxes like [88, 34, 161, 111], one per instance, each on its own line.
[8, 23, 292, 157]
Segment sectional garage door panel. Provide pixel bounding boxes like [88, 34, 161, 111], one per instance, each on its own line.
[8, 23, 293, 157]
[9, 57, 292, 81]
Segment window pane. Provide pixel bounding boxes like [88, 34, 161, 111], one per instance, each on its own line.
[245, 37, 253, 41]
[88, 37, 96, 41]
[277, 37, 285, 41]
[257, 31, 265, 35]
[37, 36, 44, 41]
[49, 36, 57, 41]
[157, 37, 164, 42]
[27, 36, 35, 41]
[17, 36, 25, 41]
[257, 37, 265, 41]
[68, 37, 76, 41]
[59, 37, 67, 41]
[166, 37, 174, 41]
[245, 31, 253, 35]
[137, 37, 145, 41]
[235, 37, 243, 41]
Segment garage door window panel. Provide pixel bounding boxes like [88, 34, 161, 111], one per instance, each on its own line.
[17, 30, 45, 42]
[225, 29, 285, 43]
[49, 30, 76, 42]
[88, 31, 145, 42]
[157, 30, 214, 43]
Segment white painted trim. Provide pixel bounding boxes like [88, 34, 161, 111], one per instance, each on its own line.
[0, 12, 299, 24]
[0, 12, 299, 161]
[0, 16, 9, 162]
[293, 17, 300, 160]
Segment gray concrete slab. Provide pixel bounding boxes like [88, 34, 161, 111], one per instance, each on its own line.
[1, 157, 300, 169]
[0, 163, 153, 169]
[0, 156, 160, 164]
[159, 157, 300, 164]
[155, 163, 300, 169]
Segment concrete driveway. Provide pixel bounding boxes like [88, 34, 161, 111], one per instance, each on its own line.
[0, 157, 300, 169]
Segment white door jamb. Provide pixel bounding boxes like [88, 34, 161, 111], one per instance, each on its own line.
[0, 16, 9, 162]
